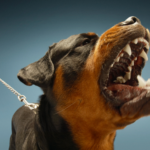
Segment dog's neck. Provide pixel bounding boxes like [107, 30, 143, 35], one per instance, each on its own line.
[36, 95, 116, 150]
[36, 95, 79, 150]
[57, 107, 116, 150]
[69, 126, 116, 150]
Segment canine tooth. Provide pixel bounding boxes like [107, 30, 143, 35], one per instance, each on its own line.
[131, 60, 134, 66]
[123, 44, 131, 56]
[132, 38, 138, 44]
[137, 75, 146, 87]
[146, 79, 150, 86]
[139, 50, 148, 61]
[145, 43, 149, 50]
[124, 72, 131, 80]
[128, 66, 132, 72]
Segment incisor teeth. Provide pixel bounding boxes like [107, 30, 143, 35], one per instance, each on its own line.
[134, 57, 137, 61]
[123, 44, 131, 56]
[115, 76, 126, 83]
[132, 38, 138, 44]
[139, 50, 148, 61]
[137, 75, 146, 87]
[138, 38, 144, 42]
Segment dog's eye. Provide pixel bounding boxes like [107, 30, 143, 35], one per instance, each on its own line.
[82, 39, 90, 46]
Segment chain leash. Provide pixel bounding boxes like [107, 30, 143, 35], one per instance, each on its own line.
[0, 78, 30, 105]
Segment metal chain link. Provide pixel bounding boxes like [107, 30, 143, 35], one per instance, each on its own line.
[0, 78, 30, 105]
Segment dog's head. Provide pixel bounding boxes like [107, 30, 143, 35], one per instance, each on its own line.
[18, 16, 150, 132]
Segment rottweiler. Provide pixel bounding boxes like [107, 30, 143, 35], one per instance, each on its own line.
[9, 16, 150, 150]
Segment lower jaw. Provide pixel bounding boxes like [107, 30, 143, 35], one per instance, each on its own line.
[107, 84, 146, 102]
[104, 82, 150, 117]
[120, 90, 148, 117]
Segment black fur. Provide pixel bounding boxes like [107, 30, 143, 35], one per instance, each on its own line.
[35, 95, 79, 150]
[9, 33, 98, 150]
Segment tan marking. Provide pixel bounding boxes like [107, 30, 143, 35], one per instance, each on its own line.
[52, 24, 146, 150]
[53, 66, 119, 150]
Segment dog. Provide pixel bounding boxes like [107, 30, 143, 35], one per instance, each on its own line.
[9, 16, 150, 150]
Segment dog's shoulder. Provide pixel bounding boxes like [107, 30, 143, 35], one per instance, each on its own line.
[10, 105, 39, 150]
[12, 104, 37, 131]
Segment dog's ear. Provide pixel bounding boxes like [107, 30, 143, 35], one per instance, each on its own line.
[17, 44, 56, 87]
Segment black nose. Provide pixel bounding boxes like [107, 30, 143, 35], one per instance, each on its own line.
[120, 16, 141, 26]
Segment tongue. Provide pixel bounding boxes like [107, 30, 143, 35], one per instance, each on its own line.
[108, 84, 145, 102]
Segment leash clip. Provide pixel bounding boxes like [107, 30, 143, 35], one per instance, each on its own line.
[18, 95, 26, 102]
[18, 95, 29, 105]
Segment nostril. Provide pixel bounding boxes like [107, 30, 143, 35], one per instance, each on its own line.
[119, 16, 141, 26]
[130, 16, 141, 24]
[132, 17, 138, 23]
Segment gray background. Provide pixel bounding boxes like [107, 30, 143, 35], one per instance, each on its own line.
[0, 0, 150, 149]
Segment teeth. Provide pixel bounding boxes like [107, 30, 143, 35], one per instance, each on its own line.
[117, 76, 125, 83]
[111, 36, 149, 83]
[137, 77, 150, 87]
[138, 38, 144, 42]
[139, 50, 148, 61]
[145, 43, 149, 50]
[128, 66, 132, 72]
[142, 38, 149, 50]
[115, 56, 120, 62]
[132, 39, 138, 44]
[131, 60, 134, 66]
[137, 75, 146, 87]
[132, 37, 149, 51]
[124, 72, 131, 80]
[144, 39, 149, 50]
[147, 29, 150, 35]
[146, 79, 150, 86]
[123, 44, 131, 56]
[110, 62, 115, 68]
[115, 76, 126, 83]
[139, 38, 149, 50]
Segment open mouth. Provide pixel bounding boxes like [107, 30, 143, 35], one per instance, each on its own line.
[100, 28, 150, 110]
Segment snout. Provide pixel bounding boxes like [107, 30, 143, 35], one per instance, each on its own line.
[119, 16, 141, 26]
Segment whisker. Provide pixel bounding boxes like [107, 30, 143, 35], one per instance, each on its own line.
[55, 101, 77, 114]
